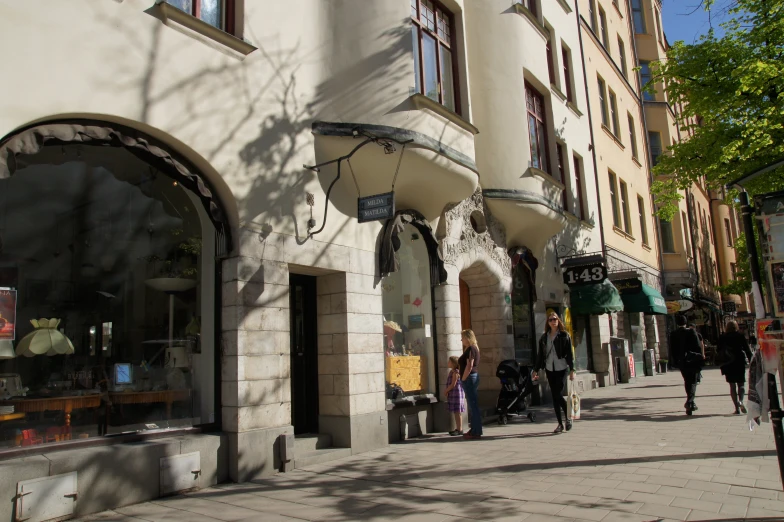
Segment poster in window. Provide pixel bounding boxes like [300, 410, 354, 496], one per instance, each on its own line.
[769, 261, 784, 317]
[0, 288, 17, 340]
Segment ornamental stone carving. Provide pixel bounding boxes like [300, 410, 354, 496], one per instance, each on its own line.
[439, 189, 511, 273]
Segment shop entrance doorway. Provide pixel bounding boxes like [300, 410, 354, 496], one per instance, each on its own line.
[289, 274, 319, 434]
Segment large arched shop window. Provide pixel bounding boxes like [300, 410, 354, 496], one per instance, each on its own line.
[0, 124, 225, 451]
[381, 219, 441, 402]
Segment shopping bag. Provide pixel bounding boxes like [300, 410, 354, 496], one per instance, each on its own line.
[569, 380, 581, 420]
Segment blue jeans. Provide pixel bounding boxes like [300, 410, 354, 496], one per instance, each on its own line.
[463, 373, 482, 435]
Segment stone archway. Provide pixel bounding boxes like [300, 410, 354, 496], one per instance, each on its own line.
[435, 190, 515, 413]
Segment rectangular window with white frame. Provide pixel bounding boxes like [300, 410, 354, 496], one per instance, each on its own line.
[598, 76, 609, 127]
[609, 89, 620, 137]
[628, 113, 638, 160]
[620, 179, 632, 234]
[609, 171, 621, 228]
[638, 195, 649, 245]
[598, 5, 609, 48]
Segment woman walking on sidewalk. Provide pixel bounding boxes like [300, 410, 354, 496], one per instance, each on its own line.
[459, 329, 482, 439]
[535, 312, 575, 433]
[718, 320, 753, 414]
[670, 314, 705, 415]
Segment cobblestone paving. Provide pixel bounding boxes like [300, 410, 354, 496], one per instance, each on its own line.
[80, 368, 783, 521]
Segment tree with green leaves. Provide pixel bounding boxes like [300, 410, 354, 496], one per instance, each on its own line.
[650, 0, 784, 296]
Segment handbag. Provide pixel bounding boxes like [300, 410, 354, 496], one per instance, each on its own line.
[683, 351, 704, 370]
[569, 380, 581, 420]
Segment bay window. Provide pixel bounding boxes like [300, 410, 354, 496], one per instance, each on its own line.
[411, 0, 459, 113]
[526, 83, 550, 173]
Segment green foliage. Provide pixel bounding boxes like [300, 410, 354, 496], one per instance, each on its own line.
[649, 0, 784, 216]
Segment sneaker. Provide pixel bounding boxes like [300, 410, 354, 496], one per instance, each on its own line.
[448, 430, 463, 436]
[553, 424, 564, 434]
[740, 404, 748, 414]
[565, 419, 573, 431]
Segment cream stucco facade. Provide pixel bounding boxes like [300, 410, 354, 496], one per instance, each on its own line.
[0, 0, 747, 519]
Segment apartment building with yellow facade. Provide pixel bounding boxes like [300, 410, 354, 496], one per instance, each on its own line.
[632, 0, 752, 346]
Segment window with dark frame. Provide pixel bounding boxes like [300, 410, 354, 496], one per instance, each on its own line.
[730, 262, 737, 279]
[165, 0, 236, 34]
[620, 179, 632, 234]
[562, 47, 573, 102]
[589, 0, 598, 33]
[411, 0, 459, 113]
[609, 171, 621, 228]
[524, 0, 538, 17]
[660, 218, 676, 253]
[609, 89, 620, 137]
[725, 218, 733, 247]
[526, 83, 550, 174]
[556, 143, 568, 211]
[639, 60, 654, 101]
[628, 114, 638, 159]
[638, 195, 649, 245]
[618, 36, 628, 78]
[598, 76, 609, 127]
[546, 40, 557, 85]
[573, 155, 586, 221]
[631, 0, 646, 33]
[648, 131, 662, 166]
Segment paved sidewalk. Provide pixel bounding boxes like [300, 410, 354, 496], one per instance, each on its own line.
[81, 369, 783, 522]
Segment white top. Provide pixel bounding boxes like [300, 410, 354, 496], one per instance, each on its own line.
[546, 332, 569, 372]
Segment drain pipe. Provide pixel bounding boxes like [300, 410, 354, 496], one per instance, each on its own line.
[624, 0, 666, 299]
[575, 1, 606, 256]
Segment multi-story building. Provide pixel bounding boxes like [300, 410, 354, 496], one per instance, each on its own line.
[633, 0, 750, 345]
[578, 0, 667, 378]
[0, 0, 605, 517]
[0, 1, 748, 518]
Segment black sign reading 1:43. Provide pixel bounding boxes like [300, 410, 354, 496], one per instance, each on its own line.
[562, 263, 608, 286]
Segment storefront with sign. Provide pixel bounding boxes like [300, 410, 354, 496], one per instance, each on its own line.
[560, 255, 624, 380]
[611, 277, 667, 377]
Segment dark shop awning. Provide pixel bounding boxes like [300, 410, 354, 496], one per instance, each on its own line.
[620, 284, 667, 315]
[570, 279, 624, 315]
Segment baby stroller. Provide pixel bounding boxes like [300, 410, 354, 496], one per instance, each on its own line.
[496, 359, 537, 425]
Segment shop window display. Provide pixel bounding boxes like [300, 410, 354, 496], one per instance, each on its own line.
[512, 264, 535, 365]
[0, 146, 215, 451]
[382, 225, 436, 400]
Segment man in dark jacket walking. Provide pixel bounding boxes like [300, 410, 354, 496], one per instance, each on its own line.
[670, 315, 705, 415]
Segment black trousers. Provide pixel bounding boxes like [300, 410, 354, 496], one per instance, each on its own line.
[546, 369, 569, 424]
[682, 370, 699, 407]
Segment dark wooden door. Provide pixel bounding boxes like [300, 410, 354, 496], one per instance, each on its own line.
[290, 274, 319, 434]
[459, 279, 472, 331]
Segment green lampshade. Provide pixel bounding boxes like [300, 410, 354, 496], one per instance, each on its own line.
[15, 318, 75, 357]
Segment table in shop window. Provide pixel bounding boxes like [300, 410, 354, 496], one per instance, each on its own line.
[385, 356, 425, 392]
[0, 394, 101, 428]
[108, 389, 191, 419]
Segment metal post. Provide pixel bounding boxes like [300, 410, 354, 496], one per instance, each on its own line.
[739, 191, 766, 319]
[768, 374, 784, 489]
[740, 190, 784, 489]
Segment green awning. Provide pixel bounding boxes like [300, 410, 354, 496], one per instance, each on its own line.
[570, 279, 624, 315]
[621, 283, 667, 315]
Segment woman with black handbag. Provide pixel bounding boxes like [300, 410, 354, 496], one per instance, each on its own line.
[534, 312, 575, 433]
[717, 320, 753, 414]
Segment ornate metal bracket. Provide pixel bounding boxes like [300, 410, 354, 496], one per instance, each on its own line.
[303, 128, 413, 238]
